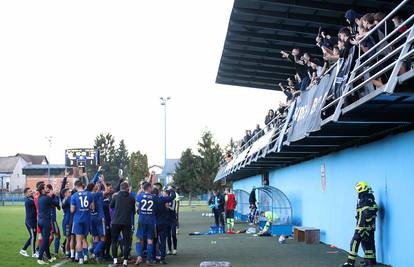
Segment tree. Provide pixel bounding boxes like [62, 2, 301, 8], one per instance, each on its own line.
[88, 133, 117, 184]
[197, 130, 223, 192]
[174, 148, 201, 205]
[114, 139, 129, 179]
[225, 137, 238, 155]
[129, 151, 149, 191]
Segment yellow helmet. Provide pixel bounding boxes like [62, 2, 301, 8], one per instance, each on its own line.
[355, 181, 369, 193]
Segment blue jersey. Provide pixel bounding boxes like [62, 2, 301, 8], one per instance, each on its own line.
[71, 191, 93, 223]
[50, 195, 60, 222]
[62, 197, 71, 224]
[136, 192, 173, 225]
[136, 193, 156, 224]
[92, 192, 104, 219]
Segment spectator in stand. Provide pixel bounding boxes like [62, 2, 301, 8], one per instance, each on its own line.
[264, 109, 275, 131]
[316, 30, 337, 51]
[345, 9, 362, 36]
[392, 16, 410, 74]
[392, 16, 408, 34]
[252, 124, 263, 140]
[241, 130, 252, 148]
[374, 12, 395, 36]
[287, 77, 301, 99]
[338, 27, 353, 59]
[361, 13, 379, 43]
[322, 44, 340, 64]
[309, 58, 324, 86]
[278, 82, 294, 104]
[280, 48, 311, 91]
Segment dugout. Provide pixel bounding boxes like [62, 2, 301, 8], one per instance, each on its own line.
[257, 186, 293, 236]
[234, 189, 250, 222]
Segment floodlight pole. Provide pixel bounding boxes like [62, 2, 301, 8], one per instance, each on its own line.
[45, 136, 53, 184]
[160, 97, 171, 185]
[0, 176, 4, 206]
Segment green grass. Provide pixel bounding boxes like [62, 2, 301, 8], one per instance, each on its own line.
[0, 205, 379, 267]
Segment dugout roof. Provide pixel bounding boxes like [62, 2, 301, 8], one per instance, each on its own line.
[216, 0, 414, 91]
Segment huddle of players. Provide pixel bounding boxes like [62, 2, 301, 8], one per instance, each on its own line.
[21, 167, 180, 266]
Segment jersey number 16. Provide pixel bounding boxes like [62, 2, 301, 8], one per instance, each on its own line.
[79, 196, 89, 208]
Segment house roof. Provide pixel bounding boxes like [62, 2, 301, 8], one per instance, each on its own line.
[161, 159, 180, 176]
[16, 153, 48, 164]
[0, 156, 19, 173]
[23, 164, 66, 170]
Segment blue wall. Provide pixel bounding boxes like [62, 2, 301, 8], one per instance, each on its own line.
[233, 130, 414, 267]
[233, 174, 261, 194]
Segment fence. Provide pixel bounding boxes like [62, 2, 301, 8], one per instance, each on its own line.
[0, 193, 25, 206]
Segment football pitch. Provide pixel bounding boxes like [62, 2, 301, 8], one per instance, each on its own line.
[1, 205, 361, 267]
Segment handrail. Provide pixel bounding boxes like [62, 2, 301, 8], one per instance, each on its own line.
[348, 41, 407, 86]
[344, 48, 414, 99]
[357, 14, 414, 63]
[217, 1, 413, 181]
[358, 0, 410, 44]
[232, 56, 340, 157]
[236, 111, 284, 153]
[355, 25, 412, 72]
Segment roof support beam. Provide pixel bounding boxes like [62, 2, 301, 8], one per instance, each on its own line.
[218, 73, 279, 84]
[216, 78, 279, 90]
[219, 68, 292, 79]
[226, 39, 321, 56]
[228, 29, 316, 47]
[233, 7, 343, 28]
[220, 61, 295, 73]
[231, 19, 321, 38]
[247, 0, 401, 15]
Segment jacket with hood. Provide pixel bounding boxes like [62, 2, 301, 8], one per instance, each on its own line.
[110, 190, 135, 225]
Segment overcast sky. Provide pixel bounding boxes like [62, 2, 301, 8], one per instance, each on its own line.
[0, 0, 284, 166]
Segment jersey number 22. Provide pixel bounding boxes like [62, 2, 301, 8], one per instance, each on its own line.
[141, 199, 153, 212]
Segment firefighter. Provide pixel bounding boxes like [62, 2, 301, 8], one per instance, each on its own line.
[342, 181, 378, 267]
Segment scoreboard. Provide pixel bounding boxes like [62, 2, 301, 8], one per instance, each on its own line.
[65, 148, 100, 168]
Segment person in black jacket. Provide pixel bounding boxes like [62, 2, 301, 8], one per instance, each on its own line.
[109, 181, 135, 267]
[20, 187, 37, 258]
[208, 190, 225, 231]
[264, 109, 275, 131]
[103, 182, 114, 261]
[37, 183, 59, 265]
[155, 189, 172, 264]
[249, 187, 258, 224]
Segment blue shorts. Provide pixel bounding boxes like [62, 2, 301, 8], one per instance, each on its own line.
[72, 220, 89, 236]
[62, 218, 70, 236]
[52, 221, 60, 235]
[136, 222, 155, 240]
[90, 216, 106, 237]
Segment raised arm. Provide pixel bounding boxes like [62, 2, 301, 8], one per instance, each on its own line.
[60, 169, 69, 199]
[92, 166, 103, 185]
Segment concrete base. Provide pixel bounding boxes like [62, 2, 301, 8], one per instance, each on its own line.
[200, 262, 232, 267]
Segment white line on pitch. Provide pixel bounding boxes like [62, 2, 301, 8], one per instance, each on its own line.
[51, 259, 69, 267]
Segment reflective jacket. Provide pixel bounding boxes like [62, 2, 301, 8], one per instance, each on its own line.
[355, 191, 378, 231]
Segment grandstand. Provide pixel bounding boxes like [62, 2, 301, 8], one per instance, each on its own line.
[215, 1, 414, 267]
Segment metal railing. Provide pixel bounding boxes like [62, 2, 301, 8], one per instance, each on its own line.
[216, 1, 414, 181]
[325, 0, 414, 120]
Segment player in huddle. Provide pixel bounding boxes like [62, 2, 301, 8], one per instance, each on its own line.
[135, 182, 174, 265]
[70, 180, 94, 264]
